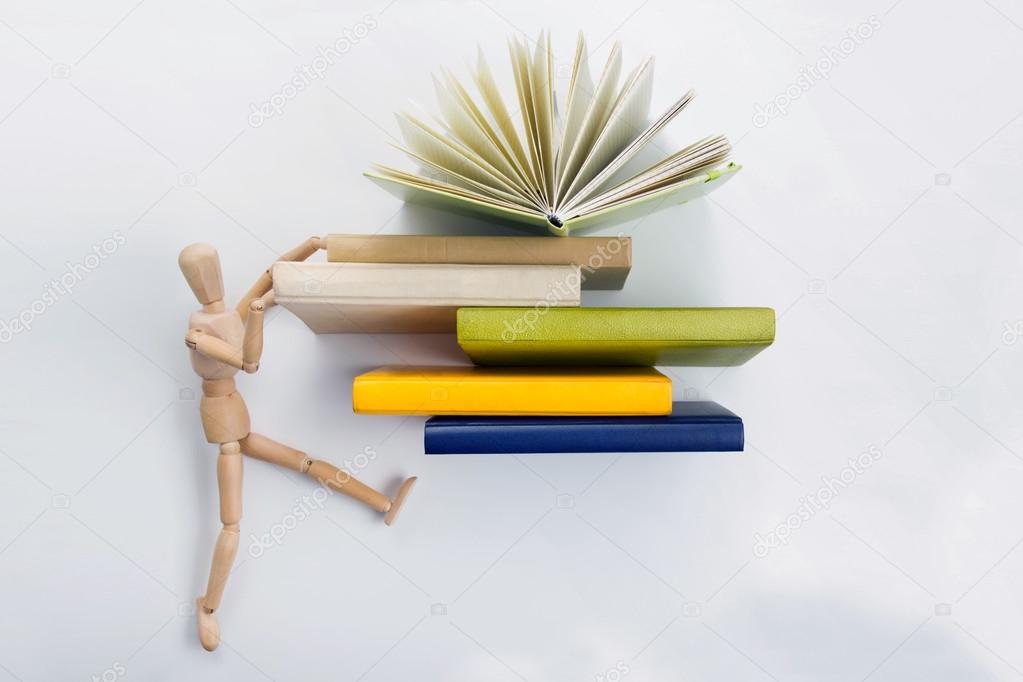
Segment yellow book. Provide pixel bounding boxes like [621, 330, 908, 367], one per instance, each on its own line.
[352, 366, 672, 416]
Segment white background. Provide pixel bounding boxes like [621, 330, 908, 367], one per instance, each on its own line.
[1, 1, 1022, 680]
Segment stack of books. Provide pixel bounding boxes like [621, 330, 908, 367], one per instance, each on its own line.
[275, 234, 774, 454]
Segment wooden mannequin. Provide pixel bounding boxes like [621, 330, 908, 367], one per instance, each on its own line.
[180, 239, 416, 652]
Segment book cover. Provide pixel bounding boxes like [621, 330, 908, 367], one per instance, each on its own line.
[366, 32, 738, 235]
[424, 401, 744, 454]
[457, 307, 776, 366]
[365, 165, 740, 235]
[351, 366, 672, 416]
[325, 234, 632, 290]
[273, 262, 580, 333]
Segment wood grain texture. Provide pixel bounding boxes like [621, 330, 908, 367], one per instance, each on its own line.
[180, 239, 418, 653]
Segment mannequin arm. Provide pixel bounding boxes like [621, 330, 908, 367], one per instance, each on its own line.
[236, 236, 324, 321]
[241, 297, 268, 372]
[188, 291, 274, 373]
[185, 330, 247, 372]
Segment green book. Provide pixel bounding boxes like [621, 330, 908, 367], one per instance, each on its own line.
[457, 307, 775, 366]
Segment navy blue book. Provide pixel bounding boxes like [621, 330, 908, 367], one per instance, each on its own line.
[424, 401, 743, 454]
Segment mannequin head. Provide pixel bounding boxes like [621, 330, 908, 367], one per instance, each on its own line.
[179, 243, 224, 307]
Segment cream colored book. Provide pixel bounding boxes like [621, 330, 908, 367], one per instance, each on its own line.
[272, 261, 580, 333]
[366, 31, 738, 236]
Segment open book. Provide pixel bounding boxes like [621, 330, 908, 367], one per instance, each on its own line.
[366, 32, 739, 236]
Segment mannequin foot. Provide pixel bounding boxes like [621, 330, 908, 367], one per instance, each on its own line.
[196, 597, 220, 651]
[384, 476, 417, 526]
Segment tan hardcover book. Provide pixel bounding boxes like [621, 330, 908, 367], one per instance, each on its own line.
[273, 261, 580, 333]
[325, 234, 631, 290]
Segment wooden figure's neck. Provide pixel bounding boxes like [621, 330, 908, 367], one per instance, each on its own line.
[203, 300, 226, 313]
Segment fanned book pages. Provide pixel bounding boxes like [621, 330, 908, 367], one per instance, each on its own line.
[366, 32, 739, 235]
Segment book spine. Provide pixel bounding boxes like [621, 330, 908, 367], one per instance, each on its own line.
[273, 262, 581, 301]
[326, 235, 631, 266]
[325, 235, 631, 290]
[353, 376, 672, 416]
[424, 421, 744, 454]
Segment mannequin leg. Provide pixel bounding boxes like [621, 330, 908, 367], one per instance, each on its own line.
[197, 441, 242, 651]
[239, 432, 416, 525]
